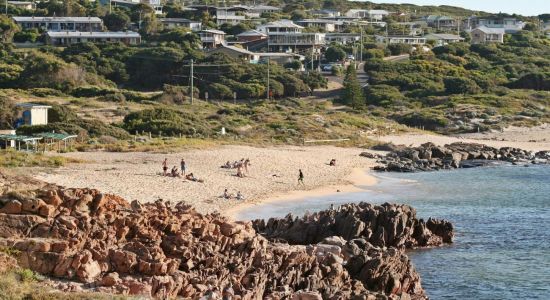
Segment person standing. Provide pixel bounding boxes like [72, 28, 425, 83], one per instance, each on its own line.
[244, 158, 250, 174]
[180, 159, 186, 176]
[298, 169, 304, 186]
[162, 158, 168, 176]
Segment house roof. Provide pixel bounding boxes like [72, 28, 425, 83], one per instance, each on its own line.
[295, 19, 343, 25]
[15, 103, 52, 109]
[159, 18, 200, 24]
[261, 20, 304, 29]
[473, 26, 506, 34]
[201, 29, 226, 35]
[424, 33, 464, 40]
[13, 16, 102, 23]
[46, 31, 141, 38]
[236, 29, 267, 37]
[211, 44, 255, 55]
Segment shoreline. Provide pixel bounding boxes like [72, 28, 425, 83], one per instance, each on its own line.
[225, 167, 378, 219]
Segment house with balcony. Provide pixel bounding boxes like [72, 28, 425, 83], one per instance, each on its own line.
[258, 20, 325, 52]
[295, 19, 344, 32]
[424, 33, 465, 46]
[375, 35, 426, 45]
[45, 31, 141, 46]
[103, 0, 163, 14]
[325, 33, 360, 44]
[159, 18, 202, 31]
[465, 16, 525, 33]
[234, 5, 281, 18]
[424, 15, 457, 30]
[345, 9, 389, 21]
[216, 7, 247, 26]
[470, 26, 505, 44]
[199, 29, 226, 49]
[13, 16, 103, 32]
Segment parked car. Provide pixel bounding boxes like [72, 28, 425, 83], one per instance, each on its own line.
[321, 64, 333, 71]
[347, 54, 355, 60]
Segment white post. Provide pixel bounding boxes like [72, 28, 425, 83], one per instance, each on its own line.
[190, 59, 194, 104]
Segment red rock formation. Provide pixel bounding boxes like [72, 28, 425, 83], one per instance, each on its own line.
[0, 179, 450, 299]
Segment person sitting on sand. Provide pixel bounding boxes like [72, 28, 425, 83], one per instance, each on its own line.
[171, 166, 180, 177]
[236, 191, 244, 200]
[329, 159, 336, 166]
[221, 161, 231, 169]
[185, 173, 204, 183]
[162, 158, 168, 176]
[223, 189, 232, 199]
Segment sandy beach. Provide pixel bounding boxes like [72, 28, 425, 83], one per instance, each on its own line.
[374, 124, 550, 152]
[35, 146, 379, 215]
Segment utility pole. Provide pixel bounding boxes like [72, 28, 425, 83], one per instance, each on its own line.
[311, 47, 314, 71]
[266, 57, 270, 100]
[5, 0, 8, 15]
[109, 0, 112, 14]
[190, 59, 194, 104]
[360, 27, 363, 64]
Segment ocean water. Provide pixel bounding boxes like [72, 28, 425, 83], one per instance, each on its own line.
[235, 164, 550, 299]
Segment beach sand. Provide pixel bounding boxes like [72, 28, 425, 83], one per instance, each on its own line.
[375, 124, 550, 152]
[35, 146, 379, 215]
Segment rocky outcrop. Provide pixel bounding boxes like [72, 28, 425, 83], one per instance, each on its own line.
[252, 202, 453, 249]
[0, 181, 447, 299]
[372, 142, 549, 172]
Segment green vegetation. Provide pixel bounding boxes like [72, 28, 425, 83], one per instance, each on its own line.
[362, 32, 550, 132]
[0, 150, 80, 168]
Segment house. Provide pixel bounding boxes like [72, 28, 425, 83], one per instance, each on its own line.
[216, 7, 246, 26]
[267, 32, 326, 52]
[199, 29, 226, 49]
[236, 30, 267, 43]
[235, 5, 281, 18]
[208, 44, 259, 63]
[295, 19, 344, 32]
[257, 20, 304, 34]
[396, 22, 425, 36]
[375, 35, 426, 45]
[13, 16, 103, 32]
[345, 9, 389, 21]
[542, 22, 550, 32]
[256, 52, 305, 65]
[45, 31, 141, 46]
[103, 0, 162, 14]
[159, 18, 202, 31]
[470, 26, 505, 44]
[310, 9, 340, 18]
[14, 103, 51, 127]
[465, 16, 525, 33]
[424, 15, 457, 29]
[7, 1, 35, 10]
[424, 33, 464, 46]
[325, 33, 361, 44]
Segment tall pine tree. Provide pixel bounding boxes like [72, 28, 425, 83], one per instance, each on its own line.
[342, 64, 365, 109]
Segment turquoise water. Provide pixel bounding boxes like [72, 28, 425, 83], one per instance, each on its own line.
[236, 164, 550, 299]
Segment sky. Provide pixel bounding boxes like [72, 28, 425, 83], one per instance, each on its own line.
[367, 0, 550, 16]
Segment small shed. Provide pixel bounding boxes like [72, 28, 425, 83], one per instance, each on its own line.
[15, 103, 52, 127]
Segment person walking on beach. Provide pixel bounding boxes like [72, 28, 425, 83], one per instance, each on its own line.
[244, 158, 250, 174]
[298, 169, 305, 186]
[162, 158, 168, 176]
[180, 159, 186, 176]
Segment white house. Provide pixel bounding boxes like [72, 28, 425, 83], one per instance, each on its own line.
[258, 21, 325, 52]
[15, 103, 51, 127]
[470, 26, 505, 44]
[424, 33, 465, 46]
[13, 16, 103, 32]
[215, 7, 246, 26]
[465, 16, 525, 33]
[7, 1, 35, 10]
[257, 20, 304, 34]
[295, 19, 344, 32]
[345, 9, 389, 21]
[424, 15, 457, 29]
[199, 29, 226, 49]
[159, 18, 202, 31]
[375, 35, 426, 45]
[325, 33, 361, 44]
[45, 31, 141, 46]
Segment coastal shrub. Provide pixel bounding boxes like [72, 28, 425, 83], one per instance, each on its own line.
[71, 86, 117, 98]
[387, 43, 412, 56]
[365, 85, 403, 107]
[123, 108, 212, 136]
[443, 77, 481, 94]
[395, 110, 449, 130]
[27, 88, 66, 97]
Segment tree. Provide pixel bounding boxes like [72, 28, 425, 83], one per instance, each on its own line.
[300, 71, 328, 92]
[387, 43, 412, 56]
[284, 60, 302, 71]
[0, 15, 20, 43]
[0, 96, 18, 129]
[325, 46, 346, 62]
[341, 65, 364, 109]
[443, 76, 481, 94]
[103, 12, 131, 31]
